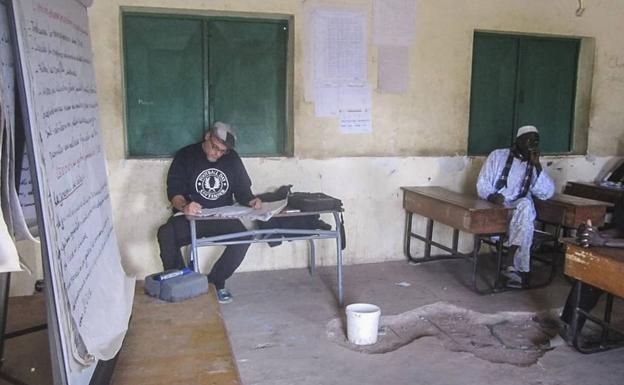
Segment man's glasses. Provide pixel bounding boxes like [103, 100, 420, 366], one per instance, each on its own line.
[208, 138, 229, 155]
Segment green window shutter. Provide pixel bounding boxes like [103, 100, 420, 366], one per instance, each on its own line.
[207, 20, 288, 156]
[468, 32, 580, 155]
[123, 16, 205, 157]
[468, 33, 518, 155]
[515, 38, 579, 153]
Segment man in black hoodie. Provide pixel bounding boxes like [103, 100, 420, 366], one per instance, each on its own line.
[157, 122, 262, 304]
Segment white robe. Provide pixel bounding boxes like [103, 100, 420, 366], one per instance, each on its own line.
[477, 148, 555, 272]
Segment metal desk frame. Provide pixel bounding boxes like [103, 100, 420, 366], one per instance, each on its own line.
[187, 210, 345, 306]
[569, 281, 623, 354]
[404, 212, 506, 293]
[401, 186, 512, 293]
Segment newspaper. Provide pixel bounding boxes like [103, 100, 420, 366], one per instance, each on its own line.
[197, 199, 288, 222]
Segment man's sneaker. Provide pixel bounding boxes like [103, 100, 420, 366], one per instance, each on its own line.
[503, 266, 523, 289]
[216, 288, 233, 304]
[542, 334, 567, 349]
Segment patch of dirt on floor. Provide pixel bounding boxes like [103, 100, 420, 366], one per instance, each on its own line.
[327, 302, 560, 366]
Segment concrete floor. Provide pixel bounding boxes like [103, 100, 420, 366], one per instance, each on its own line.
[2, 258, 623, 384]
[220, 259, 624, 385]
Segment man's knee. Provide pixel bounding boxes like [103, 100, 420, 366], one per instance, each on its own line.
[157, 221, 172, 243]
[514, 197, 536, 220]
[515, 196, 533, 209]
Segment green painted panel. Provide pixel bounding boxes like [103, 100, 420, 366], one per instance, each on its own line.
[515, 38, 579, 153]
[468, 33, 518, 155]
[124, 16, 205, 157]
[208, 20, 288, 156]
[468, 32, 579, 156]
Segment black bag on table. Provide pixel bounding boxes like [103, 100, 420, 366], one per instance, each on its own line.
[288, 192, 343, 212]
[257, 188, 346, 250]
[287, 192, 346, 250]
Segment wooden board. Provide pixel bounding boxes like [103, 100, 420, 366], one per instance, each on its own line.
[534, 193, 610, 228]
[564, 182, 624, 204]
[1, 293, 52, 384]
[564, 241, 624, 299]
[401, 186, 511, 234]
[111, 282, 240, 385]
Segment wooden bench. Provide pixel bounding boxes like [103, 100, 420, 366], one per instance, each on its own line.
[564, 241, 624, 353]
[111, 282, 241, 385]
[401, 186, 512, 292]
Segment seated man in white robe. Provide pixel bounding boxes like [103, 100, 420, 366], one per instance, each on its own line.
[476, 125, 555, 288]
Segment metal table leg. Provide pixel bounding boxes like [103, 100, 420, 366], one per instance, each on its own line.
[333, 212, 344, 307]
[470, 235, 481, 292]
[404, 212, 414, 260]
[494, 236, 504, 290]
[424, 219, 434, 259]
[601, 294, 614, 343]
[452, 229, 459, 254]
[571, 281, 583, 351]
[190, 219, 199, 273]
[308, 239, 316, 275]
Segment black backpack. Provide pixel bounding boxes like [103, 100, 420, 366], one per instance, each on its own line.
[287, 192, 343, 212]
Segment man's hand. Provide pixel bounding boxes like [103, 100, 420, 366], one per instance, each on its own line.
[529, 149, 542, 172]
[576, 221, 606, 247]
[249, 197, 262, 209]
[487, 193, 505, 205]
[183, 201, 202, 216]
[172, 195, 201, 215]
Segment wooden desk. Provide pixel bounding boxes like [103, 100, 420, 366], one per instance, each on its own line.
[402, 187, 510, 234]
[564, 181, 624, 204]
[111, 282, 240, 385]
[534, 193, 611, 228]
[401, 186, 513, 292]
[564, 242, 624, 299]
[564, 242, 624, 353]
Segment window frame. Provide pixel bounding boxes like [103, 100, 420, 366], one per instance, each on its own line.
[120, 7, 294, 159]
[467, 30, 594, 156]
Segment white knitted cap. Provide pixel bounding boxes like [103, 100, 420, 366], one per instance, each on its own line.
[516, 125, 538, 138]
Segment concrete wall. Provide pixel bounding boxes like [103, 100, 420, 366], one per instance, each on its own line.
[84, 0, 624, 278]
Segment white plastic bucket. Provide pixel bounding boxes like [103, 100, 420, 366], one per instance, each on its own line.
[345, 303, 381, 345]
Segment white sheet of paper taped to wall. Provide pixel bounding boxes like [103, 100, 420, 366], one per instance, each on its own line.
[378, 45, 410, 93]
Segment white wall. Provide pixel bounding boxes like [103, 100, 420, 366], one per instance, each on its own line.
[108, 154, 620, 277]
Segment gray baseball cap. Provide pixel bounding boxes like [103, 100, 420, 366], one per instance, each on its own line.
[210, 121, 236, 149]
